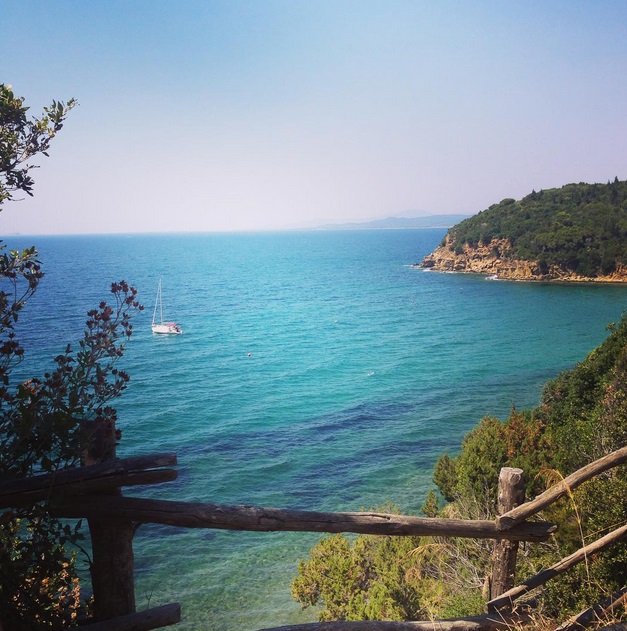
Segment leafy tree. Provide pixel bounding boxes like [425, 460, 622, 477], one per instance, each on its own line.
[292, 508, 487, 621]
[432, 453, 457, 503]
[420, 490, 439, 518]
[440, 180, 627, 278]
[0, 84, 76, 204]
[0, 84, 142, 629]
[450, 416, 507, 513]
[295, 316, 627, 623]
[431, 316, 627, 617]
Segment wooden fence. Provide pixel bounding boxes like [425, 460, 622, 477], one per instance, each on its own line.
[2, 432, 627, 631]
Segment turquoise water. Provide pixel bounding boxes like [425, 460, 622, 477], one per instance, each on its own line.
[5, 229, 627, 629]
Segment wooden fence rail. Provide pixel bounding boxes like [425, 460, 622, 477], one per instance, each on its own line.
[254, 609, 531, 631]
[0, 453, 177, 508]
[488, 522, 627, 612]
[556, 587, 627, 631]
[4, 445, 627, 631]
[497, 445, 627, 530]
[52, 495, 555, 541]
[73, 603, 181, 631]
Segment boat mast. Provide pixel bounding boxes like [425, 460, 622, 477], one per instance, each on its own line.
[160, 281, 164, 323]
[152, 279, 162, 326]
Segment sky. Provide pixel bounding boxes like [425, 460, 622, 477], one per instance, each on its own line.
[2, 0, 627, 234]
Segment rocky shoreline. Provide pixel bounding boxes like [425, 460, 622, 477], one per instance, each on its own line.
[418, 236, 627, 283]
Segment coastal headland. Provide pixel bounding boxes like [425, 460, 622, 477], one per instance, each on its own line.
[419, 235, 627, 283]
[418, 179, 627, 283]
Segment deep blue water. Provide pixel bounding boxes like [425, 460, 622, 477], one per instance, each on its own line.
[4, 229, 627, 629]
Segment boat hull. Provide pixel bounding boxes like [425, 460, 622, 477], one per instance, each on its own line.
[152, 323, 182, 335]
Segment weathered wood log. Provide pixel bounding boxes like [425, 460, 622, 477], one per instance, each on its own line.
[488, 523, 627, 612]
[90, 517, 136, 620]
[490, 468, 525, 599]
[76, 603, 180, 630]
[86, 420, 136, 621]
[497, 446, 627, 530]
[54, 496, 556, 541]
[555, 586, 627, 631]
[255, 609, 530, 630]
[0, 452, 177, 508]
[0, 469, 177, 508]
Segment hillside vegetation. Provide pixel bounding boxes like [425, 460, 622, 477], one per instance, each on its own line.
[293, 316, 627, 623]
[423, 179, 627, 279]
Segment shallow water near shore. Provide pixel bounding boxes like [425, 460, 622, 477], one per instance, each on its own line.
[6, 228, 627, 629]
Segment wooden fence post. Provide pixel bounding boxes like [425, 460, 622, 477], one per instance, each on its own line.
[490, 467, 525, 600]
[84, 420, 136, 621]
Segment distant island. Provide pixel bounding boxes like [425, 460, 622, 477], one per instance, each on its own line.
[315, 214, 470, 231]
[419, 179, 627, 282]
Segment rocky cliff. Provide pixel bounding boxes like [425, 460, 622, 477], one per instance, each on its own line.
[419, 236, 627, 282]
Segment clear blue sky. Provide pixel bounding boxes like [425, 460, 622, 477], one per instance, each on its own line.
[2, 0, 627, 234]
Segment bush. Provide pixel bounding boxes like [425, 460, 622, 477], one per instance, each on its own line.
[0, 84, 143, 628]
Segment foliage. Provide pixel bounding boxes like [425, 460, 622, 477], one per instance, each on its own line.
[291, 512, 486, 622]
[292, 531, 424, 621]
[444, 179, 627, 277]
[0, 508, 82, 629]
[0, 281, 141, 480]
[0, 85, 142, 629]
[0, 84, 76, 205]
[432, 314, 627, 617]
[432, 410, 551, 514]
[294, 315, 627, 623]
[0, 278, 141, 630]
[420, 490, 439, 518]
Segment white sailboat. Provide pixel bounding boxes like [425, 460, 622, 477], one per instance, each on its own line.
[151, 279, 182, 335]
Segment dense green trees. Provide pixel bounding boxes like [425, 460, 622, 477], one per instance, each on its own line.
[291, 508, 486, 621]
[0, 84, 142, 629]
[444, 179, 627, 277]
[292, 528, 425, 621]
[293, 317, 627, 622]
[448, 316, 627, 613]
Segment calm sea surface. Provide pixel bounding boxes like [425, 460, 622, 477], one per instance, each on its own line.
[5, 229, 627, 630]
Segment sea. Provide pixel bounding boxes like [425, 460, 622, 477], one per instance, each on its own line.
[4, 228, 627, 630]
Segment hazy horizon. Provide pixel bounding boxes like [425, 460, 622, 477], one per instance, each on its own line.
[3, 1, 626, 235]
[0, 212, 465, 238]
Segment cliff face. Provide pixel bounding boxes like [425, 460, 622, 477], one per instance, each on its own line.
[419, 236, 627, 283]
